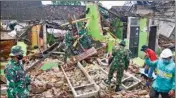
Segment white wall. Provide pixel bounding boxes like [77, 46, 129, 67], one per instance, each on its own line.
[158, 21, 175, 38]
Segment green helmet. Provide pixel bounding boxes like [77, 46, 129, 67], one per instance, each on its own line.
[119, 40, 126, 46]
[9, 45, 24, 56]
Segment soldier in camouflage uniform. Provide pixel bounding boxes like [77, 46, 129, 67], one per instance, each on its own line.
[105, 40, 130, 92]
[78, 27, 92, 50]
[4, 45, 30, 98]
[64, 25, 79, 63]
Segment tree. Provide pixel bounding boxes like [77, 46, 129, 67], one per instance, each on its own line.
[52, 1, 81, 5]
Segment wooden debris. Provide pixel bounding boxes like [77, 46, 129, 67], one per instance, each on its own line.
[68, 47, 97, 65]
[158, 34, 175, 48]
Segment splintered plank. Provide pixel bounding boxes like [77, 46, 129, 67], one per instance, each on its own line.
[68, 47, 97, 65]
[61, 62, 99, 98]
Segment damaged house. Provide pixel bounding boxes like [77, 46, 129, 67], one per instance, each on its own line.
[1, 1, 85, 50]
[109, 1, 175, 58]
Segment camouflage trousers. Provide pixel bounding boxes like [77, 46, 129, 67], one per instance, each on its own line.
[64, 47, 74, 63]
[108, 64, 125, 86]
[79, 36, 92, 49]
[7, 87, 29, 98]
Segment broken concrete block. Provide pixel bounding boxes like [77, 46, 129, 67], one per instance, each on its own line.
[46, 83, 53, 89]
[1, 86, 7, 95]
[112, 94, 123, 98]
[43, 89, 54, 98]
[137, 90, 148, 95]
[54, 81, 64, 88]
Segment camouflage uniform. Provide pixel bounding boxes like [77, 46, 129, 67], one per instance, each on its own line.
[64, 31, 74, 63]
[78, 28, 92, 49]
[105, 41, 130, 91]
[4, 45, 30, 98]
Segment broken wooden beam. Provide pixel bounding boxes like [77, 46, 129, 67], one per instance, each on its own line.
[25, 42, 63, 73]
[61, 17, 90, 27]
[68, 47, 97, 65]
[51, 52, 65, 55]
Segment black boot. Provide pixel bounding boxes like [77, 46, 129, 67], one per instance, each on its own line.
[115, 85, 121, 92]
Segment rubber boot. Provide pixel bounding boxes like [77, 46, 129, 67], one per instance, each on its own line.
[115, 85, 121, 92]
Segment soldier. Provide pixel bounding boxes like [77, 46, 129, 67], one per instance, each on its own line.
[64, 25, 78, 64]
[104, 40, 130, 92]
[78, 26, 92, 50]
[4, 45, 30, 98]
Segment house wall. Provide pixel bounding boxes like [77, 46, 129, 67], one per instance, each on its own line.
[158, 21, 175, 38]
[138, 18, 148, 58]
[127, 17, 160, 58]
[135, 5, 175, 39]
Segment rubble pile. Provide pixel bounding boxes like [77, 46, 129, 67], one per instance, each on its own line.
[84, 65, 108, 90]
[158, 34, 175, 48]
[29, 59, 73, 98]
[83, 62, 149, 98]
[127, 64, 140, 74]
[112, 89, 149, 98]
[66, 67, 90, 87]
[65, 67, 97, 95]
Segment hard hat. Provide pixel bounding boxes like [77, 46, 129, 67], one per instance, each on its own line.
[160, 48, 173, 58]
[119, 40, 126, 46]
[9, 45, 24, 56]
[141, 45, 148, 51]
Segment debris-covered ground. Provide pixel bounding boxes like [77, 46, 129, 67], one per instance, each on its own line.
[28, 58, 73, 98]
[83, 61, 150, 98]
[0, 55, 150, 98]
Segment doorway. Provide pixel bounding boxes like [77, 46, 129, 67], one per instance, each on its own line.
[129, 26, 140, 58]
[148, 26, 157, 51]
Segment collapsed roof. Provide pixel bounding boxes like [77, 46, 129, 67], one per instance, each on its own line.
[1, 1, 85, 20]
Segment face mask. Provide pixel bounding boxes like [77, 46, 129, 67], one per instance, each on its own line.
[163, 59, 170, 64]
[16, 55, 23, 60]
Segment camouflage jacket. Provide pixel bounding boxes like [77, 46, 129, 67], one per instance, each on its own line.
[64, 31, 74, 48]
[78, 29, 92, 49]
[4, 59, 30, 90]
[111, 47, 130, 69]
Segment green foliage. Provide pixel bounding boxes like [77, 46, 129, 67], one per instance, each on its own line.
[52, 1, 81, 5]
